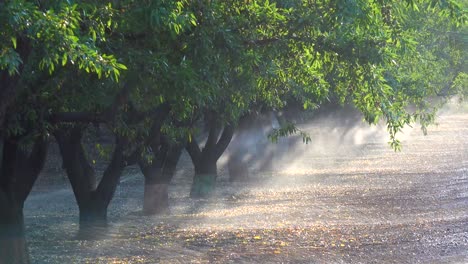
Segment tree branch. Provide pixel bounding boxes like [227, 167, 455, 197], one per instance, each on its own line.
[205, 119, 221, 153]
[94, 136, 126, 204]
[54, 126, 96, 206]
[213, 124, 235, 159]
[15, 136, 49, 202]
[186, 138, 201, 164]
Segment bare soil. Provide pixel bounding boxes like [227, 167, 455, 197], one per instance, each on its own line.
[24, 107, 468, 263]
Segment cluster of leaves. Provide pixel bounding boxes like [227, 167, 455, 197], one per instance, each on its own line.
[2, 0, 466, 151]
[0, 1, 125, 78]
[268, 122, 311, 144]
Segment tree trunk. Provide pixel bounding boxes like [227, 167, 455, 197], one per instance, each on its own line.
[143, 182, 169, 215]
[191, 157, 218, 198]
[0, 135, 4, 167]
[228, 151, 249, 182]
[55, 105, 170, 236]
[76, 195, 108, 239]
[55, 127, 126, 239]
[0, 136, 48, 264]
[0, 191, 29, 264]
[186, 117, 235, 198]
[140, 141, 182, 215]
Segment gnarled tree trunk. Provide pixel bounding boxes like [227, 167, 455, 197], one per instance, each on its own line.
[186, 115, 234, 198]
[55, 127, 126, 239]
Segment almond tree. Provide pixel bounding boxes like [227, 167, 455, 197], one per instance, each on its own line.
[0, 1, 125, 262]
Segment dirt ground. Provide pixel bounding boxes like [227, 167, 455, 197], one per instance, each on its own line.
[24, 106, 468, 263]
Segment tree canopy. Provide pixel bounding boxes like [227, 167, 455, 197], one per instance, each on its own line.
[1, 0, 465, 148]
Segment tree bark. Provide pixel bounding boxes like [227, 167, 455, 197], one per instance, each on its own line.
[143, 183, 169, 215]
[0, 135, 4, 166]
[0, 136, 48, 264]
[76, 193, 109, 239]
[186, 120, 234, 198]
[139, 138, 182, 215]
[0, 190, 29, 264]
[191, 156, 218, 198]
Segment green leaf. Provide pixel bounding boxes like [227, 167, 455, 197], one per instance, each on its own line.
[11, 37, 17, 49]
[61, 53, 67, 66]
[117, 63, 127, 70]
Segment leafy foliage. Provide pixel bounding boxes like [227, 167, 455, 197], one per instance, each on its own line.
[1, 0, 466, 146]
[0, 1, 126, 79]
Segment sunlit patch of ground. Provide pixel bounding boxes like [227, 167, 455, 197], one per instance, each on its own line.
[25, 107, 468, 263]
